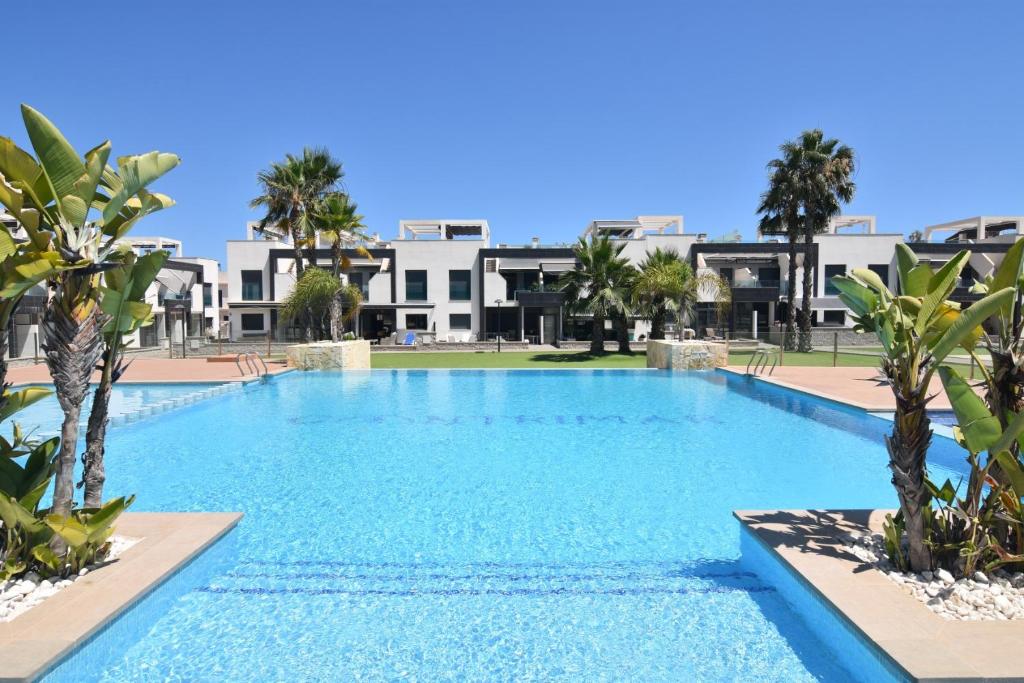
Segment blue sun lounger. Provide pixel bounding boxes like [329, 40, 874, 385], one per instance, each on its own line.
[400, 331, 417, 346]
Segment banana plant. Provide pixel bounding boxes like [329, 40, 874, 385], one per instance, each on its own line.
[965, 237, 1024, 456]
[832, 244, 1014, 571]
[81, 249, 168, 507]
[312, 192, 372, 341]
[43, 495, 134, 575]
[0, 104, 178, 520]
[931, 366, 1024, 574]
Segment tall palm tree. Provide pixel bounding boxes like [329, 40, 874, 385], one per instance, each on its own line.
[559, 236, 632, 354]
[250, 147, 344, 279]
[779, 130, 856, 352]
[314, 193, 372, 340]
[757, 157, 801, 351]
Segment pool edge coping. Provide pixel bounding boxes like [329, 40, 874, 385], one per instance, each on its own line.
[0, 511, 242, 683]
[735, 509, 1024, 682]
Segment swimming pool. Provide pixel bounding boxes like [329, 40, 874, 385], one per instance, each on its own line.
[41, 370, 966, 681]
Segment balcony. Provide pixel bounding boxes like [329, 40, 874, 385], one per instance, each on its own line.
[512, 287, 565, 307]
[729, 279, 782, 302]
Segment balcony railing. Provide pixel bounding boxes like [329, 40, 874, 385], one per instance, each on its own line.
[730, 280, 785, 293]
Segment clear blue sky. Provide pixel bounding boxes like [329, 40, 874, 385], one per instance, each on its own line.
[4, 1, 1023, 263]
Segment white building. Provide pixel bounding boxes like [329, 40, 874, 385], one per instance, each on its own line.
[220, 212, 1024, 345]
[2, 224, 220, 360]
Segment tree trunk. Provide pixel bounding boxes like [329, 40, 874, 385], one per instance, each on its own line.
[784, 239, 798, 351]
[82, 377, 111, 508]
[884, 361, 933, 572]
[42, 294, 106, 519]
[798, 220, 815, 352]
[613, 311, 630, 353]
[590, 316, 605, 354]
[329, 293, 342, 342]
[650, 309, 665, 340]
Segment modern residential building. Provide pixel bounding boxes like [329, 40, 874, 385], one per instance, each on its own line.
[1, 217, 220, 360]
[216, 211, 1024, 345]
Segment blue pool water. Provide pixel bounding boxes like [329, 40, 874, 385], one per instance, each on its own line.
[39, 370, 966, 681]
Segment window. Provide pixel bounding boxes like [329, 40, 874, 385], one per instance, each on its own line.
[203, 283, 213, 307]
[718, 267, 734, 284]
[241, 270, 263, 301]
[218, 289, 224, 307]
[241, 313, 264, 331]
[822, 310, 845, 326]
[960, 264, 978, 288]
[450, 314, 471, 329]
[758, 266, 780, 285]
[405, 270, 427, 301]
[405, 313, 428, 329]
[348, 272, 369, 298]
[824, 265, 846, 295]
[867, 264, 889, 287]
[449, 270, 472, 300]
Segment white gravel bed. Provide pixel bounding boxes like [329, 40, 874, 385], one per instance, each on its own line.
[0, 535, 140, 622]
[843, 531, 1024, 621]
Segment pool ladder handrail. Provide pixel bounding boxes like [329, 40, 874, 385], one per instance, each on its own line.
[235, 352, 268, 377]
[745, 346, 779, 376]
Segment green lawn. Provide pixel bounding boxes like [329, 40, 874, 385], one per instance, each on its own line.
[371, 350, 649, 368]
[368, 348, 980, 370]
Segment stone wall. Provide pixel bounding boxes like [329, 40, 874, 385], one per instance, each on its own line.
[767, 328, 873, 347]
[646, 340, 728, 370]
[286, 341, 371, 370]
[372, 341, 530, 352]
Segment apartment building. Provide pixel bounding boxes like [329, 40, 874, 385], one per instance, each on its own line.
[1, 217, 220, 360]
[221, 213, 1024, 344]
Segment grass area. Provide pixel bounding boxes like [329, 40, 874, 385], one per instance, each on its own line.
[369, 347, 989, 370]
[371, 350, 649, 368]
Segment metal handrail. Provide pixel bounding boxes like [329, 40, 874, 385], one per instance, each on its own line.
[746, 347, 779, 376]
[235, 353, 247, 376]
[249, 352, 268, 377]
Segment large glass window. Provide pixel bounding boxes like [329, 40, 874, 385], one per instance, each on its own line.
[450, 314, 471, 329]
[449, 270, 472, 301]
[241, 270, 263, 301]
[824, 265, 845, 295]
[241, 313, 264, 331]
[822, 310, 846, 326]
[867, 264, 889, 287]
[718, 267, 734, 284]
[405, 313, 428, 329]
[405, 270, 427, 301]
[348, 272, 369, 298]
[203, 283, 213, 307]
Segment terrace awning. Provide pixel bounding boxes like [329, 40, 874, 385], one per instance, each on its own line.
[498, 258, 543, 270]
[155, 269, 196, 295]
[540, 260, 575, 273]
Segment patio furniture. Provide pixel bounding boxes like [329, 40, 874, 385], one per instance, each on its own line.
[398, 331, 417, 346]
[705, 328, 724, 341]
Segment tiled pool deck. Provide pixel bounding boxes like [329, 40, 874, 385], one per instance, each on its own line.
[0, 512, 242, 683]
[737, 510, 1024, 682]
[7, 358, 290, 386]
[722, 366, 953, 411]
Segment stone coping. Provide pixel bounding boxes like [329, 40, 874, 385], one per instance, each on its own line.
[0, 512, 242, 683]
[718, 366, 890, 411]
[736, 509, 1024, 682]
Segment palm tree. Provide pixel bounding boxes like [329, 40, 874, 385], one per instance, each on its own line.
[559, 236, 632, 354]
[250, 147, 344, 279]
[314, 193, 373, 341]
[784, 130, 856, 352]
[633, 248, 685, 340]
[757, 156, 801, 351]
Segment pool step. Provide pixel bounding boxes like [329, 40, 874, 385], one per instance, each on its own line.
[201, 560, 774, 598]
[36, 383, 244, 439]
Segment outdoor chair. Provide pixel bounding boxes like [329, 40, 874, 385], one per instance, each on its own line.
[705, 328, 724, 341]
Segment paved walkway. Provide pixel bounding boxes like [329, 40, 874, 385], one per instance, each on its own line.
[722, 365, 956, 411]
[7, 357, 290, 385]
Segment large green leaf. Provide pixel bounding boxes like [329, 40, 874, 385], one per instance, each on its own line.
[931, 287, 1014, 361]
[896, 243, 925, 296]
[990, 237, 1024, 319]
[938, 366, 1000, 454]
[988, 409, 1024, 458]
[128, 250, 169, 301]
[994, 451, 1024, 498]
[20, 105, 87, 225]
[832, 276, 877, 317]
[917, 250, 970, 336]
[44, 514, 89, 547]
[83, 495, 133, 543]
[101, 152, 180, 225]
[0, 386, 52, 424]
[849, 267, 890, 296]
